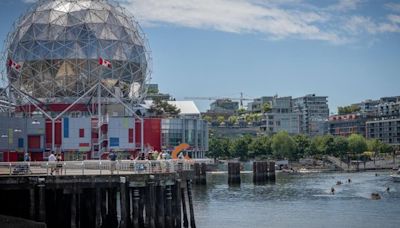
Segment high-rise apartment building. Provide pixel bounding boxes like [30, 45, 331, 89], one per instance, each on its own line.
[293, 94, 329, 136]
[260, 96, 301, 134]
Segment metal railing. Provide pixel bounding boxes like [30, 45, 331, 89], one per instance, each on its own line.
[0, 159, 207, 176]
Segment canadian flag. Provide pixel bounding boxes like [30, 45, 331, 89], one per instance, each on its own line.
[8, 59, 21, 72]
[99, 57, 112, 68]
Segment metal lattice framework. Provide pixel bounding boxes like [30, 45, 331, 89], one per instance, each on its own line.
[0, 0, 151, 105]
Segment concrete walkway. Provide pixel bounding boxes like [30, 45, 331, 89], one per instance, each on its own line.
[326, 156, 398, 171]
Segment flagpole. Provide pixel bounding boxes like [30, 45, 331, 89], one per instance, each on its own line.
[98, 79, 101, 160]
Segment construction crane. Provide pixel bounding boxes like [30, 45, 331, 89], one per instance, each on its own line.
[184, 92, 253, 109]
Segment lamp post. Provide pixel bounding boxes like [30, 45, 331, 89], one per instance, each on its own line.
[1, 133, 9, 162]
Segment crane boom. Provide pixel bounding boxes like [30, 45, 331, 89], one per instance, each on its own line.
[184, 97, 252, 101]
[184, 92, 253, 108]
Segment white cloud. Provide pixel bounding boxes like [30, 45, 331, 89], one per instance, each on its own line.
[344, 16, 378, 34]
[388, 14, 400, 24]
[122, 0, 343, 43]
[385, 2, 400, 12]
[344, 15, 400, 35]
[22, 0, 400, 45]
[328, 0, 362, 12]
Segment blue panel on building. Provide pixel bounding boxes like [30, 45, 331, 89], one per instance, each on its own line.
[18, 138, 24, 148]
[110, 137, 119, 147]
[63, 118, 69, 138]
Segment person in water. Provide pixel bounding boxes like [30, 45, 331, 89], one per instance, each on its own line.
[331, 187, 335, 195]
[348, 178, 351, 183]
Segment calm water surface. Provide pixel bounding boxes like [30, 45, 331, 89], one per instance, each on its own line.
[192, 171, 400, 228]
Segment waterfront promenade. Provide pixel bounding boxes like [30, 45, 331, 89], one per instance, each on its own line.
[326, 156, 399, 171]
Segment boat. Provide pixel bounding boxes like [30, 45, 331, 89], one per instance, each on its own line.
[297, 168, 321, 174]
[281, 168, 296, 174]
[298, 168, 308, 173]
[390, 169, 400, 182]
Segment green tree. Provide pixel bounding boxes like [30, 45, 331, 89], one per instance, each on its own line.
[252, 113, 262, 122]
[228, 115, 239, 125]
[149, 98, 180, 116]
[237, 108, 246, 115]
[262, 102, 272, 113]
[271, 131, 296, 160]
[348, 134, 368, 155]
[309, 136, 325, 157]
[367, 139, 383, 164]
[321, 134, 336, 156]
[249, 135, 272, 159]
[203, 115, 212, 123]
[147, 87, 159, 94]
[245, 114, 254, 123]
[206, 137, 231, 160]
[338, 104, 361, 115]
[230, 135, 253, 161]
[293, 134, 310, 159]
[333, 136, 348, 159]
[217, 116, 225, 126]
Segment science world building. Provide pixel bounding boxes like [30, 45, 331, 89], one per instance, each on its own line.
[0, 0, 208, 161]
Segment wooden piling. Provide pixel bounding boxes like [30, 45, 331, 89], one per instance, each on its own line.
[165, 185, 173, 228]
[146, 180, 156, 228]
[95, 188, 102, 228]
[139, 188, 145, 228]
[175, 179, 182, 228]
[132, 188, 140, 228]
[194, 163, 201, 185]
[268, 161, 276, 182]
[76, 190, 81, 228]
[171, 184, 178, 228]
[100, 188, 107, 227]
[187, 180, 196, 228]
[253, 161, 269, 184]
[108, 188, 118, 228]
[71, 193, 77, 228]
[200, 163, 207, 185]
[181, 186, 189, 228]
[264, 162, 269, 181]
[228, 162, 241, 185]
[156, 186, 165, 228]
[29, 188, 35, 220]
[83, 189, 95, 228]
[37, 185, 46, 223]
[120, 179, 129, 228]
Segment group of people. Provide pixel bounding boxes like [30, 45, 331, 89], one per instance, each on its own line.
[48, 152, 63, 175]
[119, 151, 175, 161]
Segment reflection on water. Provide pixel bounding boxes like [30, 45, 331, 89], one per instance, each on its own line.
[192, 171, 400, 228]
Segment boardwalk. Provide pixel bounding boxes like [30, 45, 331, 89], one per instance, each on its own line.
[0, 159, 212, 176]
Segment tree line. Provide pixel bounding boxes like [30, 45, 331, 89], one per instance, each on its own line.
[206, 131, 395, 161]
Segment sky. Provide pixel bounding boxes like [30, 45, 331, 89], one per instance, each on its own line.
[0, 0, 400, 113]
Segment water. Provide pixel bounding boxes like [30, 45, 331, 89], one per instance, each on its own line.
[193, 171, 400, 228]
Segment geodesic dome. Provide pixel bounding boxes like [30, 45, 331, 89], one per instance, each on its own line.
[3, 0, 151, 103]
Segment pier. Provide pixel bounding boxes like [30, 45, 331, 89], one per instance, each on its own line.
[0, 160, 206, 228]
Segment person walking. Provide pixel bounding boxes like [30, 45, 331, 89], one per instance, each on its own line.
[108, 151, 117, 174]
[56, 154, 63, 175]
[48, 152, 57, 175]
[24, 152, 30, 162]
